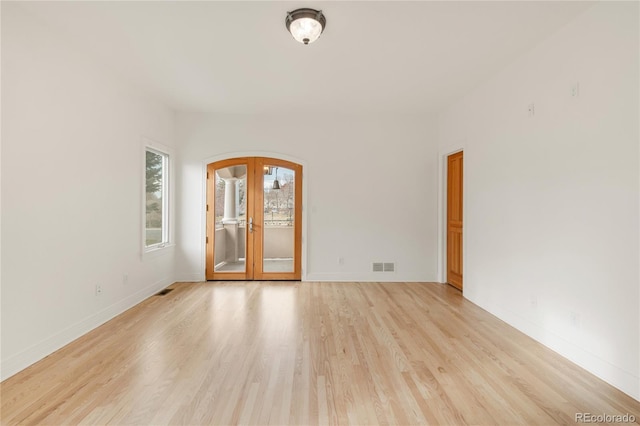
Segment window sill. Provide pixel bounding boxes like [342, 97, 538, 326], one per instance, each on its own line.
[142, 243, 175, 260]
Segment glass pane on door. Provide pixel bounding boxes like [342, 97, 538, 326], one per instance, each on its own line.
[214, 165, 247, 272]
[262, 166, 295, 273]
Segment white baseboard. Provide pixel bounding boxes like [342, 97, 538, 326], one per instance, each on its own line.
[304, 272, 435, 282]
[475, 297, 640, 402]
[0, 278, 173, 381]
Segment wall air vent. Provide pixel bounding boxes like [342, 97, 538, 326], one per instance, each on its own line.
[373, 262, 396, 272]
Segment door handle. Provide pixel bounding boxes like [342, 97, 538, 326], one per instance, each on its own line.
[249, 217, 253, 233]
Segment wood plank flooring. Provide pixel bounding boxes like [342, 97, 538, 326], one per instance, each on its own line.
[2, 282, 639, 425]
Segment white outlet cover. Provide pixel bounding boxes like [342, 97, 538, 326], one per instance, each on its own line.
[571, 83, 580, 97]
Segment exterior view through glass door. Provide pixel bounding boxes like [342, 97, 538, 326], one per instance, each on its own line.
[206, 157, 302, 280]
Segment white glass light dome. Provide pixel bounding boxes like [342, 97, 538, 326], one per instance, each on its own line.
[285, 9, 326, 45]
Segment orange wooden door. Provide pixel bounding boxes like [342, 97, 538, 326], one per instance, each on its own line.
[447, 151, 463, 290]
[253, 158, 302, 281]
[206, 158, 255, 281]
[206, 157, 302, 281]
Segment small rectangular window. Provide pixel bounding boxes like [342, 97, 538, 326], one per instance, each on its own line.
[145, 147, 169, 249]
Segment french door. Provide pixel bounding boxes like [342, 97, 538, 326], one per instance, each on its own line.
[206, 157, 302, 280]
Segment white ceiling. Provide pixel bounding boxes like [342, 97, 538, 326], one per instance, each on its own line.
[16, 1, 594, 115]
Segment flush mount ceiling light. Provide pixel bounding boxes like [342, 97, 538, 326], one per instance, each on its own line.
[285, 8, 326, 45]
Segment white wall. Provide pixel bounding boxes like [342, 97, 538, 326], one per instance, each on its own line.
[1, 4, 176, 379]
[438, 2, 639, 400]
[175, 113, 439, 283]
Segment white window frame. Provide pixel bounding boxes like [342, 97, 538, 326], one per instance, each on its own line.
[143, 141, 172, 254]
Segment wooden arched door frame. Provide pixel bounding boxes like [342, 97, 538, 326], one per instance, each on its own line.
[205, 157, 302, 281]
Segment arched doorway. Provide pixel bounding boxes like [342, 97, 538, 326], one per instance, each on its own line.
[205, 157, 302, 280]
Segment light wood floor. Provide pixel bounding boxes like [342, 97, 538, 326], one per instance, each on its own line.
[2, 282, 639, 425]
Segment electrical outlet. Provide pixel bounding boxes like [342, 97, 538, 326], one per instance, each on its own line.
[95, 284, 102, 296]
[571, 82, 580, 97]
[123, 273, 129, 285]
